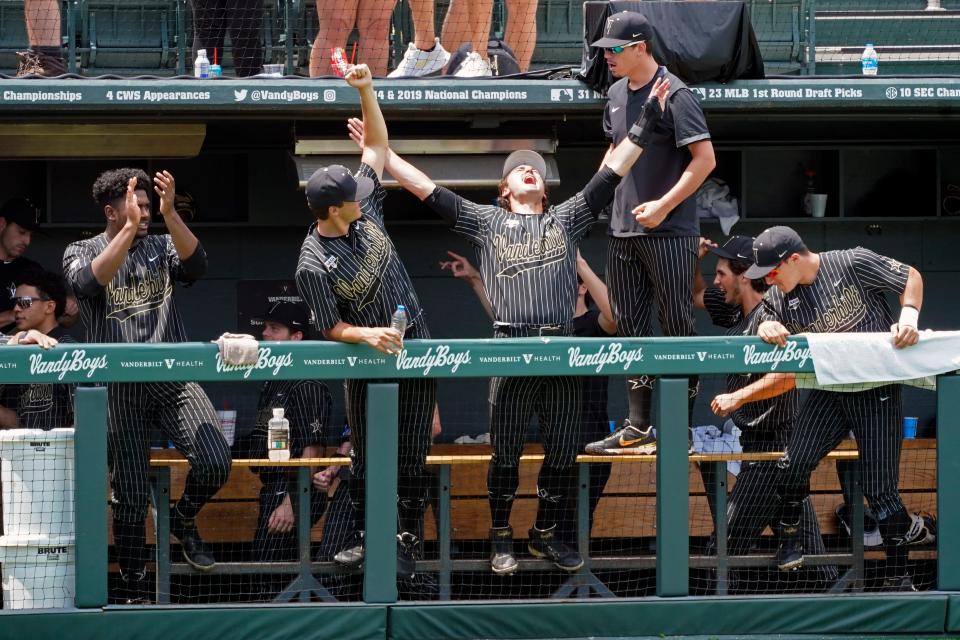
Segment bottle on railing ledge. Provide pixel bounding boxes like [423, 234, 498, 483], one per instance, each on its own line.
[268, 407, 290, 462]
[390, 304, 408, 337]
[194, 48, 211, 79]
[861, 43, 879, 76]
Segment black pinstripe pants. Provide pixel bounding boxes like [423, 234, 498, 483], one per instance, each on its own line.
[107, 382, 231, 575]
[606, 235, 700, 427]
[344, 377, 436, 534]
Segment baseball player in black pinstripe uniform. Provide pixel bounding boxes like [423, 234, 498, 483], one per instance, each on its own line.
[364, 77, 669, 574]
[63, 168, 230, 603]
[748, 226, 935, 590]
[294, 64, 435, 579]
[696, 236, 836, 590]
[587, 11, 716, 454]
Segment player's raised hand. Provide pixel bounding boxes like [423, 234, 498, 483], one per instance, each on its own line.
[698, 236, 717, 259]
[153, 170, 176, 217]
[347, 117, 365, 150]
[344, 63, 373, 89]
[757, 320, 790, 347]
[890, 322, 920, 349]
[710, 392, 741, 418]
[439, 250, 480, 283]
[650, 76, 670, 111]
[362, 326, 404, 355]
[122, 176, 141, 228]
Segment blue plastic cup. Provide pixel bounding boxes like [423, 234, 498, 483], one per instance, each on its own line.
[903, 416, 918, 439]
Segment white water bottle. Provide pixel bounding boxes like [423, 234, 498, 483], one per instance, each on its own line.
[861, 43, 879, 76]
[390, 304, 408, 337]
[268, 407, 290, 462]
[194, 48, 211, 79]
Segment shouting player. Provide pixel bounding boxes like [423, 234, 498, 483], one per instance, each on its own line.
[63, 168, 230, 603]
[748, 226, 935, 590]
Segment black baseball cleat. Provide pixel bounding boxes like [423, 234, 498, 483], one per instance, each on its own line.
[585, 420, 656, 455]
[776, 522, 804, 571]
[397, 532, 420, 579]
[900, 512, 937, 546]
[528, 525, 584, 572]
[490, 526, 518, 575]
[334, 531, 365, 568]
[835, 503, 884, 547]
[117, 569, 152, 605]
[170, 512, 216, 572]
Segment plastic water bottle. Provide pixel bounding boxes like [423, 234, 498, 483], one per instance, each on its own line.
[194, 48, 211, 79]
[390, 304, 408, 337]
[861, 43, 879, 76]
[268, 407, 290, 462]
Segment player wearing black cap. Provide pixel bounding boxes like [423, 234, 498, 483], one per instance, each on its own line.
[249, 301, 332, 597]
[748, 225, 934, 589]
[587, 11, 716, 454]
[356, 77, 669, 574]
[294, 64, 435, 578]
[63, 167, 230, 603]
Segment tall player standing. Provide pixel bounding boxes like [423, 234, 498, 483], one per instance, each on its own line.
[63, 168, 231, 603]
[350, 77, 669, 574]
[294, 63, 436, 579]
[586, 11, 716, 455]
[748, 225, 935, 590]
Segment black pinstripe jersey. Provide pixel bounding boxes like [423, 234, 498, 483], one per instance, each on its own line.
[1, 327, 76, 430]
[295, 163, 429, 338]
[251, 379, 332, 495]
[759, 248, 910, 335]
[63, 233, 207, 343]
[425, 186, 603, 326]
[704, 288, 795, 430]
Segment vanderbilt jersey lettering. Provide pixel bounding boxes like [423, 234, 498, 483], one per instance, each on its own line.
[63, 233, 206, 343]
[760, 248, 909, 335]
[2, 329, 76, 430]
[704, 288, 795, 430]
[296, 163, 428, 338]
[426, 187, 597, 325]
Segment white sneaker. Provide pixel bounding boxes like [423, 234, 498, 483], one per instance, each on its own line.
[454, 51, 493, 77]
[388, 38, 450, 77]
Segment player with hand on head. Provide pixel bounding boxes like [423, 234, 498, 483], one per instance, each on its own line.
[63, 167, 230, 603]
[349, 75, 668, 574]
[295, 63, 436, 579]
[748, 225, 933, 590]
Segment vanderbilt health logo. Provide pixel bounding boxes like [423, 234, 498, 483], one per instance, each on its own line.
[396, 345, 471, 376]
[29, 350, 109, 381]
[216, 347, 294, 379]
[568, 343, 644, 373]
[743, 342, 811, 371]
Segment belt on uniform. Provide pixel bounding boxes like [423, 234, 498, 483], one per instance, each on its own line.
[493, 322, 572, 337]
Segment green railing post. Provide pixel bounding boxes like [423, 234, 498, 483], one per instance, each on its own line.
[74, 386, 109, 608]
[363, 383, 399, 603]
[713, 461, 728, 596]
[655, 377, 689, 597]
[438, 464, 452, 601]
[937, 373, 960, 590]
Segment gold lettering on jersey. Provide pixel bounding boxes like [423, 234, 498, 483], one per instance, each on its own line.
[492, 223, 567, 278]
[789, 285, 864, 334]
[330, 219, 391, 308]
[19, 384, 52, 406]
[106, 276, 172, 322]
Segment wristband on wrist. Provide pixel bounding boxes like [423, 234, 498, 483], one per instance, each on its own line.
[626, 98, 663, 149]
[899, 305, 919, 328]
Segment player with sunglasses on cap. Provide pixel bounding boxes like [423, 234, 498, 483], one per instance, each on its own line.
[586, 11, 716, 455]
[346, 71, 670, 575]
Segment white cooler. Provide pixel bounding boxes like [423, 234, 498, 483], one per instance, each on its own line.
[0, 535, 75, 609]
[0, 428, 75, 538]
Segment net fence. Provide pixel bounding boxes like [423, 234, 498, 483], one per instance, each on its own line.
[6, 0, 960, 78]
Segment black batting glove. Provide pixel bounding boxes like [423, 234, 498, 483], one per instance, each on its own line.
[627, 96, 664, 149]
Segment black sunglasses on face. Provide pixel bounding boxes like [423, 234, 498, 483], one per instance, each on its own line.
[13, 295, 48, 309]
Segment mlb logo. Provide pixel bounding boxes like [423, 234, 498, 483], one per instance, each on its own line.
[551, 88, 573, 102]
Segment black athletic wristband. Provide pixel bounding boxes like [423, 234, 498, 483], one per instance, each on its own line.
[627, 98, 663, 149]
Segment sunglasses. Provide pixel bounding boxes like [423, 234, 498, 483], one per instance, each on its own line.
[606, 40, 643, 54]
[13, 295, 49, 309]
[766, 260, 788, 280]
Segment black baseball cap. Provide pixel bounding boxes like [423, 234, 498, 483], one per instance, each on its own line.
[0, 197, 41, 232]
[305, 165, 374, 211]
[708, 235, 754, 263]
[744, 226, 808, 279]
[590, 11, 654, 49]
[255, 301, 310, 333]
[502, 150, 547, 180]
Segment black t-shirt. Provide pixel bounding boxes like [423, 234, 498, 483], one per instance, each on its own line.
[1, 326, 77, 430]
[295, 163, 429, 338]
[603, 68, 711, 238]
[704, 288, 796, 436]
[0, 256, 42, 333]
[573, 307, 613, 441]
[758, 248, 910, 335]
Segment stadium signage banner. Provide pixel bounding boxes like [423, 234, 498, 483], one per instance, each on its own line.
[0, 337, 814, 383]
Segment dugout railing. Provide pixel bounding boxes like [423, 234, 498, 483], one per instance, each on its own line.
[0, 335, 957, 636]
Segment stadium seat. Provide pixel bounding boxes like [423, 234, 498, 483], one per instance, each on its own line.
[531, 0, 583, 68]
[79, 0, 180, 75]
[746, 0, 812, 75]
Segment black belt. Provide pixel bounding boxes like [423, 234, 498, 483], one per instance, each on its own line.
[493, 322, 572, 337]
